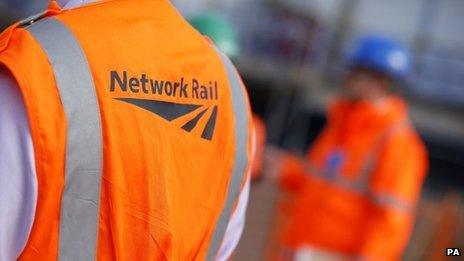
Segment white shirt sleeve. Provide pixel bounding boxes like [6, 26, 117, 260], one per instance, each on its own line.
[0, 67, 37, 260]
[216, 175, 250, 260]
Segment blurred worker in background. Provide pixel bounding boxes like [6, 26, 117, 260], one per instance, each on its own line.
[190, 13, 267, 180]
[0, 0, 253, 260]
[278, 36, 428, 260]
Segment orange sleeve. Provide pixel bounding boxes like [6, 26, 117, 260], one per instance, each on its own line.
[358, 130, 428, 260]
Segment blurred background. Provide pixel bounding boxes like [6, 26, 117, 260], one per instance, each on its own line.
[1, 0, 463, 260]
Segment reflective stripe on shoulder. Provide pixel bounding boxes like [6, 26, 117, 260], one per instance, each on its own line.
[207, 51, 250, 261]
[26, 18, 103, 261]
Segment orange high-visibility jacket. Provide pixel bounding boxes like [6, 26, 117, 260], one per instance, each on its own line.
[0, 0, 253, 259]
[279, 96, 428, 260]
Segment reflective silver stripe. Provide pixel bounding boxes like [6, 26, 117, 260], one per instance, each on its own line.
[27, 18, 103, 261]
[207, 51, 250, 260]
[370, 193, 411, 213]
[305, 162, 411, 212]
[305, 162, 366, 191]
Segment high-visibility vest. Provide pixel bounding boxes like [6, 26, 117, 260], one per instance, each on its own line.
[0, 0, 253, 259]
[279, 97, 428, 260]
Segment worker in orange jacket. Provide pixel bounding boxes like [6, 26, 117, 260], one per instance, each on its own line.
[0, 0, 253, 260]
[278, 36, 428, 260]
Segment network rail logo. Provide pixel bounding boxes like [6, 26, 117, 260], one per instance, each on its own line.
[110, 70, 219, 141]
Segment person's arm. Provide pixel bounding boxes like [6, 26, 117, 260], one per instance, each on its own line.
[216, 175, 250, 260]
[358, 131, 428, 260]
[0, 67, 37, 260]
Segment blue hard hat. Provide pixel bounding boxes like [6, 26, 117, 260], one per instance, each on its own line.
[348, 36, 411, 79]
